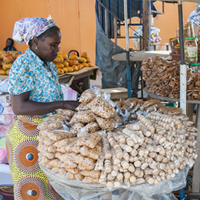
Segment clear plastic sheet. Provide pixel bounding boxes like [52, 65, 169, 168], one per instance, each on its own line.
[40, 165, 189, 200]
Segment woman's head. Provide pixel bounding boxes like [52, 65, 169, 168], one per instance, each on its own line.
[6, 38, 14, 47]
[12, 16, 60, 61]
[29, 26, 61, 61]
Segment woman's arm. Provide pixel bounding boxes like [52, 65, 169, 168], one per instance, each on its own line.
[11, 91, 80, 115]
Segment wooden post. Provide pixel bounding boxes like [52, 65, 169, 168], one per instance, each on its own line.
[142, 0, 151, 51]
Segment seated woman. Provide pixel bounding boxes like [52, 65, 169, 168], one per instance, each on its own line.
[3, 38, 17, 52]
[6, 16, 79, 199]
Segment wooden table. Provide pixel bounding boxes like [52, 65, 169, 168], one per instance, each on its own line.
[144, 88, 200, 194]
[58, 66, 98, 91]
[0, 75, 9, 81]
[0, 66, 99, 92]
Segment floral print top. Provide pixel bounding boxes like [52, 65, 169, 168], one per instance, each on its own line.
[8, 48, 63, 103]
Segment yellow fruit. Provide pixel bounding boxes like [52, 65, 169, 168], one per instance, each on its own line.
[81, 52, 87, 58]
[69, 52, 77, 57]
[61, 53, 68, 61]
[63, 61, 69, 67]
[0, 50, 6, 59]
[0, 69, 6, 75]
[69, 60, 79, 66]
[72, 65, 78, 71]
[55, 63, 64, 68]
[77, 64, 84, 70]
[2, 62, 12, 70]
[69, 55, 78, 60]
[54, 55, 64, 63]
[3, 54, 14, 63]
[67, 67, 74, 72]
[82, 63, 89, 67]
[63, 67, 68, 73]
[87, 62, 93, 67]
[57, 68, 64, 75]
[78, 57, 87, 63]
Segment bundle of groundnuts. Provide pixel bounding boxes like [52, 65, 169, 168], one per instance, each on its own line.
[37, 89, 198, 190]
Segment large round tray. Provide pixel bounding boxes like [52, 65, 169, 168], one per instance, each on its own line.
[40, 165, 189, 200]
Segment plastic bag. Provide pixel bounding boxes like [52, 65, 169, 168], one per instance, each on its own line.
[0, 95, 11, 107]
[0, 79, 9, 93]
[40, 166, 189, 200]
[61, 85, 77, 101]
[0, 115, 15, 125]
[0, 138, 7, 164]
[0, 124, 8, 138]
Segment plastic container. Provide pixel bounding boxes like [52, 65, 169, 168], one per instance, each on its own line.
[169, 37, 179, 54]
[175, 44, 180, 54]
[184, 37, 198, 64]
[190, 63, 200, 72]
[185, 22, 195, 38]
[176, 26, 190, 38]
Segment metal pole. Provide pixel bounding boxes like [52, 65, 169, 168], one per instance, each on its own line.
[105, 10, 108, 36]
[114, 17, 117, 44]
[124, 0, 131, 98]
[142, 0, 151, 51]
[178, 0, 187, 114]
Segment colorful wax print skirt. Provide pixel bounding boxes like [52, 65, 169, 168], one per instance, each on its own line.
[6, 115, 63, 200]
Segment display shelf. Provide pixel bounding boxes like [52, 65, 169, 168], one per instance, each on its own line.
[144, 88, 200, 104]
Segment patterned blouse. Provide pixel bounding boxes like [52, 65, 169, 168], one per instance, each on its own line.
[8, 48, 63, 103]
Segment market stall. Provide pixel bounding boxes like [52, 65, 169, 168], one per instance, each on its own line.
[114, 0, 200, 198]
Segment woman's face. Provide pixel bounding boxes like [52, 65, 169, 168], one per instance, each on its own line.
[37, 31, 61, 62]
[6, 40, 12, 47]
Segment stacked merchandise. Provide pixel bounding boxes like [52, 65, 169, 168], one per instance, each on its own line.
[38, 88, 198, 191]
[141, 56, 200, 99]
[133, 25, 161, 51]
[54, 51, 93, 75]
[169, 22, 200, 63]
[0, 50, 94, 77]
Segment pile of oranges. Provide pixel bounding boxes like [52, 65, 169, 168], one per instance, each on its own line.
[53, 51, 93, 75]
[0, 50, 20, 75]
[0, 50, 93, 76]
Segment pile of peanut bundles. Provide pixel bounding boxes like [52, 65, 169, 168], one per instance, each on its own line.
[38, 88, 198, 190]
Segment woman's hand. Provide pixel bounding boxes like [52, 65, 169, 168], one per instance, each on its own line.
[63, 101, 80, 111]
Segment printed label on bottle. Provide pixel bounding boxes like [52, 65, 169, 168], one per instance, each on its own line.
[184, 47, 197, 58]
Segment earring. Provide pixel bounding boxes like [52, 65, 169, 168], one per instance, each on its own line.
[35, 45, 37, 50]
